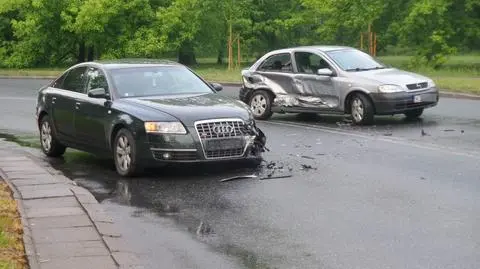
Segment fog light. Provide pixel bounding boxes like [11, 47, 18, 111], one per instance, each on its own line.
[162, 153, 172, 159]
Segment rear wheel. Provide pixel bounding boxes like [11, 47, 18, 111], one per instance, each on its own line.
[249, 90, 273, 120]
[404, 108, 424, 120]
[39, 115, 66, 157]
[113, 128, 140, 177]
[350, 93, 374, 125]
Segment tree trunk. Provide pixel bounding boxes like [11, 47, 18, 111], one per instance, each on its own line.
[77, 42, 86, 63]
[177, 42, 197, 66]
[87, 46, 94, 61]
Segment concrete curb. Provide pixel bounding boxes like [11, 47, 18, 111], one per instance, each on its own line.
[1, 75, 479, 100]
[0, 168, 41, 269]
[0, 140, 144, 269]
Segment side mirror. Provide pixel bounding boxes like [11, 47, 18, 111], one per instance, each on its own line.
[210, 82, 223, 92]
[88, 88, 108, 99]
[317, 68, 334, 76]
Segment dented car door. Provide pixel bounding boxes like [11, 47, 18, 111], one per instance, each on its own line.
[291, 51, 340, 110]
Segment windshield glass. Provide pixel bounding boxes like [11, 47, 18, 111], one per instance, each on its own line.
[110, 66, 214, 98]
[326, 49, 387, 71]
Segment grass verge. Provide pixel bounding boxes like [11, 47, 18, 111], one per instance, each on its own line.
[0, 55, 479, 95]
[0, 181, 28, 269]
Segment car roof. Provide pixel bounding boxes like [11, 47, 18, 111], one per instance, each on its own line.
[266, 45, 353, 54]
[81, 58, 184, 70]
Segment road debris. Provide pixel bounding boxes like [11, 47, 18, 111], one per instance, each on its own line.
[260, 174, 293, 180]
[301, 164, 317, 170]
[443, 129, 455, 132]
[421, 129, 430, 136]
[383, 133, 393, 136]
[220, 174, 258, 182]
[301, 155, 315, 160]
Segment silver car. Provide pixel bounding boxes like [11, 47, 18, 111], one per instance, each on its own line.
[239, 46, 439, 125]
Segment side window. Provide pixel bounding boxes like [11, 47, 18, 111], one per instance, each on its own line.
[51, 72, 69, 89]
[62, 66, 87, 93]
[258, 53, 293, 72]
[294, 52, 331, 74]
[86, 67, 109, 92]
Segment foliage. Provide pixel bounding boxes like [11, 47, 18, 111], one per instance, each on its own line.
[0, 0, 479, 68]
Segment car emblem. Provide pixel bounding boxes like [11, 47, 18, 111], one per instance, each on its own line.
[212, 123, 234, 135]
[417, 83, 422, 88]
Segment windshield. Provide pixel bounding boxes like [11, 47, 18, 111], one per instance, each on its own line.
[326, 49, 388, 71]
[110, 66, 214, 98]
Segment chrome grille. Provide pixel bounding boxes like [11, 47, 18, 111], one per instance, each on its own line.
[195, 119, 247, 159]
[195, 120, 246, 139]
[406, 82, 428, 90]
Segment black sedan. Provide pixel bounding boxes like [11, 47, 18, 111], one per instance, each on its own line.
[35, 60, 267, 176]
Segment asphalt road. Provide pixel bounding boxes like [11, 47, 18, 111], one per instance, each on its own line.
[1, 78, 480, 269]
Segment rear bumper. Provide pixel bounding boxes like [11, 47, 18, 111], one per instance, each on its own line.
[239, 86, 251, 103]
[370, 87, 440, 115]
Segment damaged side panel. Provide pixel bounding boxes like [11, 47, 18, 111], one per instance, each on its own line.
[242, 70, 341, 111]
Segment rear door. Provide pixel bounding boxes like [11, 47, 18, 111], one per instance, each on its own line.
[254, 53, 295, 95]
[50, 66, 87, 141]
[74, 66, 111, 149]
[292, 51, 340, 110]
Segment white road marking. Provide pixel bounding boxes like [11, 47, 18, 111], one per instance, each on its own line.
[261, 120, 480, 160]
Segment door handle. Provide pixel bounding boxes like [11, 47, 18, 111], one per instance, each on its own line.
[75, 102, 81, 110]
[52, 97, 56, 104]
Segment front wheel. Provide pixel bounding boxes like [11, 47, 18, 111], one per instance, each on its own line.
[404, 108, 424, 120]
[39, 115, 66, 157]
[249, 90, 273, 120]
[350, 93, 375, 125]
[113, 128, 140, 177]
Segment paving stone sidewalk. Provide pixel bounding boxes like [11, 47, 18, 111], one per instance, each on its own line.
[0, 139, 144, 269]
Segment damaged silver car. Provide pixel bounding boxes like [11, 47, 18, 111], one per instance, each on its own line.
[239, 46, 440, 125]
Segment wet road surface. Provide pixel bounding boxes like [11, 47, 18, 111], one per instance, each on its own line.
[2, 78, 480, 269]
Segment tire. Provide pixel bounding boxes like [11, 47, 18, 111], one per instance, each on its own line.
[350, 93, 375, 125]
[404, 108, 424, 120]
[249, 90, 273, 120]
[113, 128, 140, 177]
[39, 115, 66, 157]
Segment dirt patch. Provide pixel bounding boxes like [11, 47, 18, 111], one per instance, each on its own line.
[0, 181, 28, 269]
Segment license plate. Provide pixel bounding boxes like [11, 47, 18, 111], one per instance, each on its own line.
[413, 95, 422, 103]
[205, 138, 243, 150]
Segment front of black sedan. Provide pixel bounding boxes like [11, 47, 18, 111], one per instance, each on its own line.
[104, 62, 267, 176]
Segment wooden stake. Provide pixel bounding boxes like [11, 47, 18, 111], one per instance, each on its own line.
[373, 33, 377, 57]
[237, 35, 241, 68]
[227, 22, 233, 70]
[360, 32, 363, 50]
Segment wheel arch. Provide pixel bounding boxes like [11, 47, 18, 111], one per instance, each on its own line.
[248, 88, 276, 103]
[344, 90, 376, 114]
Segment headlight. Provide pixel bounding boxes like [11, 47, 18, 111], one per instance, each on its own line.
[428, 80, 436, 88]
[378, 84, 404, 93]
[144, 121, 187, 134]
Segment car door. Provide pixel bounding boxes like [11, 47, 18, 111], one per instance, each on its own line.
[254, 53, 295, 95]
[74, 66, 111, 149]
[292, 51, 340, 110]
[49, 66, 87, 141]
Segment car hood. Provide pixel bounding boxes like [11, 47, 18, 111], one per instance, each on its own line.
[122, 93, 252, 126]
[351, 68, 432, 86]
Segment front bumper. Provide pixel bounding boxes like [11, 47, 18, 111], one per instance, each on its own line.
[139, 121, 264, 165]
[370, 87, 440, 115]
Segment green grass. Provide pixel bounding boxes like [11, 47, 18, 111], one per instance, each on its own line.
[0, 55, 479, 94]
[0, 182, 27, 269]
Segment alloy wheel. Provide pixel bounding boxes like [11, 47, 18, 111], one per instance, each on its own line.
[250, 94, 267, 117]
[40, 121, 52, 152]
[351, 98, 364, 123]
[116, 135, 132, 172]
